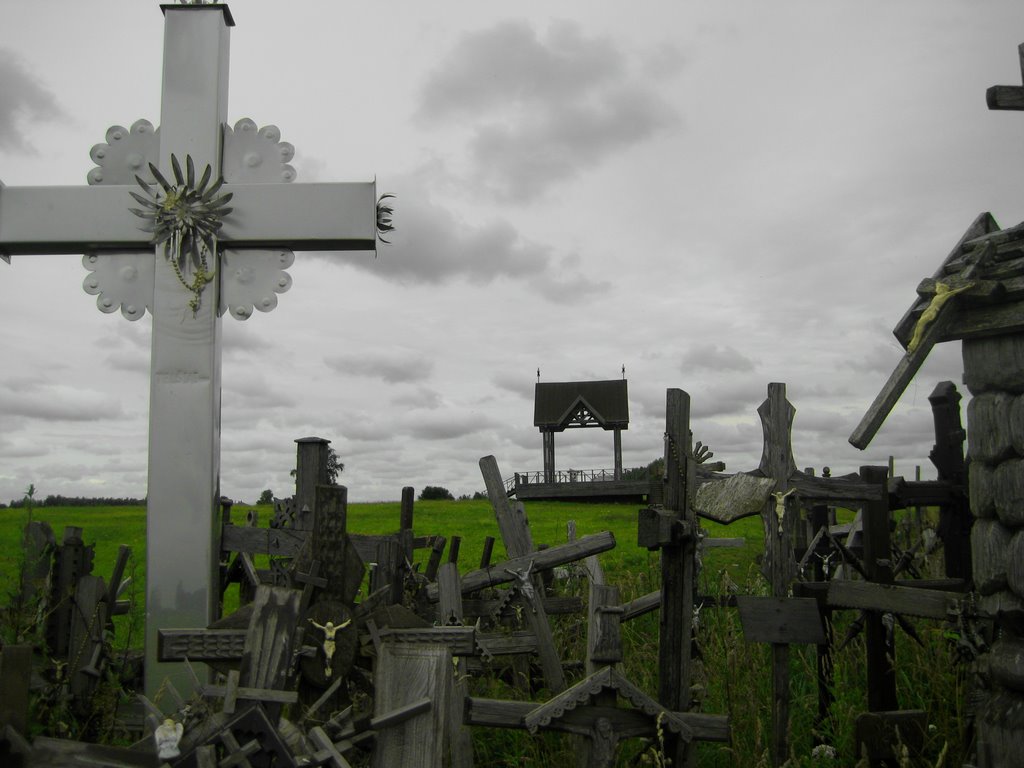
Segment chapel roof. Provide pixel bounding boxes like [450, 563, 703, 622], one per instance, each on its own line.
[533, 379, 629, 431]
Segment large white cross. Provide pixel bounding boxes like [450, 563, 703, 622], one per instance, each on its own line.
[0, 4, 377, 698]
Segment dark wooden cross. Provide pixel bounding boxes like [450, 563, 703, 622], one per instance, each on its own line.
[480, 455, 569, 693]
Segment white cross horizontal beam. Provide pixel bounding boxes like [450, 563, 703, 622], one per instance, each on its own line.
[0, 181, 377, 256]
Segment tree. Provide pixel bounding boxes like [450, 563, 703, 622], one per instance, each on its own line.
[258, 489, 274, 505]
[419, 486, 454, 501]
[326, 446, 344, 485]
[289, 445, 344, 484]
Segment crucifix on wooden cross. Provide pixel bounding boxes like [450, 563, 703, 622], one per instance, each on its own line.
[0, 4, 384, 700]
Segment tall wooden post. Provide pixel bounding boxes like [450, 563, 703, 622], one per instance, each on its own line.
[613, 429, 623, 480]
[295, 436, 331, 515]
[860, 466, 898, 716]
[927, 382, 972, 581]
[659, 388, 697, 768]
[543, 431, 556, 483]
[758, 383, 797, 768]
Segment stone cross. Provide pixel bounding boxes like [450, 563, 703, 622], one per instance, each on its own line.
[0, 4, 378, 698]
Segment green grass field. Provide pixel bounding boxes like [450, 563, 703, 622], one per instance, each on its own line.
[0, 499, 966, 766]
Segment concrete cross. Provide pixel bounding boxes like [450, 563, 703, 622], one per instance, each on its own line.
[0, 4, 379, 698]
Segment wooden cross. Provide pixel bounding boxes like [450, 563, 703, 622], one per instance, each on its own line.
[635, 388, 700, 768]
[480, 455, 568, 693]
[849, 214, 998, 449]
[986, 43, 1024, 111]
[0, 5, 378, 700]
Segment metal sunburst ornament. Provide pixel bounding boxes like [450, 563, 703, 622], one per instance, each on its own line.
[129, 154, 233, 314]
[376, 193, 395, 246]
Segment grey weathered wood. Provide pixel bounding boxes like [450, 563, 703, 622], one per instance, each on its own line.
[458, 594, 583, 620]
[963, 334, 1024, 395]
[850, 224, 997, 449]
[973, 518, 1013, 595]
[989, 636, 1024, 692]
[158, 628, 247, 662]
[424, 535, 447, 582]
[372, 644, 453, 768]
[861, 465, 898, 722]
[967, 392, 1015, 463]
[587, 584, 623, 671]
[695, 472, 775, 524]
[758, 383, 797, 768]
[658, 388, 697, 768]
[68, 574, 106, 709]
[436, 562, 464, 626]
[736, 596, 825, 645]
[424, 531, 615, 600]
[295, 437, 331, 520]
[464, 699, 730, 742]
[825, 581, 961, 621]
[621, 590, 661, 622]
[993, 458, 1024, 527]
[482, 454, 567, 693]
[222, 525, 307, 557]
[314, 485, 364, 605]
[1008, 530, 1024, 599]
[237, 585, 302, 721]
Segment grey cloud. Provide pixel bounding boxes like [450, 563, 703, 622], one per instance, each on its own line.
[392, 387, 444, 410]
[417, 20, 679, 202]
[0, 49, 62, 151]
[323, 189, 550, 286]
[3, 380, 126, 422]
[323, 353, 434, 384]
[225, 376, 296, 410]
[692, 380, 765, 419]
[406, 412, 500, 441]
[469, 86, 678, 202]
[841, 342, 905, 376]
[491, 372, 533, 400]
[529, 270, 610, 303]
[681, 344, 757, 373]
[418, 21, 623, 121]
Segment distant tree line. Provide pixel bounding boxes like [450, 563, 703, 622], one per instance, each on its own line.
[622, 457, 664, 482]
[4, 494, 146, 509]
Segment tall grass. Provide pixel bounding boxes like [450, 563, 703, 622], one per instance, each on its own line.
[0, 499, 967, 765]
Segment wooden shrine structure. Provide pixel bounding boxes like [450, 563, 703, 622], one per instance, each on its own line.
[512, 379, 649, 502]
[846, 42, 1024, 767]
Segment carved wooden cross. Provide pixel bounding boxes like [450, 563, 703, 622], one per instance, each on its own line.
[0, 5, 377, 699]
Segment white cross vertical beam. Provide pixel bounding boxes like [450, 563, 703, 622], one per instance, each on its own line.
[143, 4, 231, 697]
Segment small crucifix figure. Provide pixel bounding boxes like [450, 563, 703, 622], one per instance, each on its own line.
[0, 4, 382, 699]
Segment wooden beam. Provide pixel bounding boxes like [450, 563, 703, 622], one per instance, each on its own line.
[464, 698, 730, 742]
[826, 580, 961, 621]
[424, 531, 616, 600]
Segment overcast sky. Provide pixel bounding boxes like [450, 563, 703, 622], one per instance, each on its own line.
[1, 1, 1023, 504]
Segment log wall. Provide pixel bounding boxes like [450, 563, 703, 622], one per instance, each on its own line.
[963, 334, 1024, 767]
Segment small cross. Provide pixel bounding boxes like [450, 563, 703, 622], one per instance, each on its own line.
[987, 43, 1024, 110]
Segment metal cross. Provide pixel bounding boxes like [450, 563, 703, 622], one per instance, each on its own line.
[0, 5, 377, 699]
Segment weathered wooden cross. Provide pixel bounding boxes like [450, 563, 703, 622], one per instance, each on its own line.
[0, 4, 378, 698]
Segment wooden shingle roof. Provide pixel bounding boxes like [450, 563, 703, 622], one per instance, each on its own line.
[534, 380, 629, 431]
